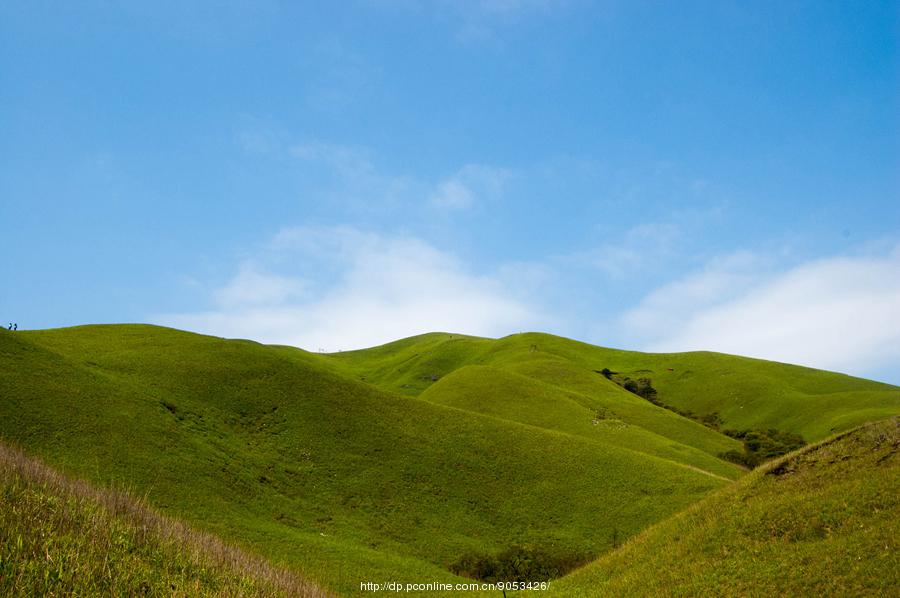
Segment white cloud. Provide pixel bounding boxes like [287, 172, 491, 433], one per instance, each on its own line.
[289, 139, 510, 214]
[623, 246, 900, 378]
[622, 251, 767, 339]
[213, 262, 308, 309]
[453, 0, 563, 38]
[580, 221, 683, 278]
[291, 141, 378, 183]
[373, 0, 573, 44]
[430, 179, 475, 210]
[236, 123, 289, 155]
[156, 227, 544, 351]
[300, 38, 382, 112]
[428, 164, 510, 211]
[288, 139, 418, 213]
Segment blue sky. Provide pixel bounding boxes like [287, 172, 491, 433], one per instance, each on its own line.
[2, 1, 899, 382]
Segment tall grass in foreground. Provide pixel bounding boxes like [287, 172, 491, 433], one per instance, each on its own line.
[0, 442, 328, 597]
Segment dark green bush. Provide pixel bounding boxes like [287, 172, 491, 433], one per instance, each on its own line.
[611, 375, 658, 403]
[719, 428, 806, 468]
[451, 545, 589, 582]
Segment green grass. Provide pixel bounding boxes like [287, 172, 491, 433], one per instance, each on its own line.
[0, 440, 323, 597]
[328, 331, 900, 442]
[1, 325, 897, 596]
[548, 416, 900, 597]
[420, 365, 741, 480]
[0, 326, 732, 594]
[503, 333, 899, 441]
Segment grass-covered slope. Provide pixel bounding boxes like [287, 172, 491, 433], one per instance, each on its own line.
[498, 333, 900, 441]
[328, 334, 744, 460]
[328, 332, 900, 443]
[0, 326, 729, 594]
[421, 365, 741, 480]
[0, 441, 323, 597]
[550, 417, 900, 597]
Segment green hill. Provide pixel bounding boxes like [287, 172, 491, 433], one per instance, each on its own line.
[0, 325, 733, 594]
[0, 439, 323, 596]
[549, 416, 900, 596]
[419, 365, 740, 480]
[1, 325, 897, 595]
[328, 331, 900, 442]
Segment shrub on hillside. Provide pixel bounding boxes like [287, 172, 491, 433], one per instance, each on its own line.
[700, 412, 724, 430]
[611, 375, 658, 403]
[719, 428, 806, 468]
[451, 545, 589, 583]
[634, 378, 657, 402]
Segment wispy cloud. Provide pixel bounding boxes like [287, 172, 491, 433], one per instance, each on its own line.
[291, 141, 380, 184]
[451, 0, 571, 41]
[578, 221, 684, 279]
[155, 226, 545, 351]
[430, 179, 475, 210]
[287, 138, 510, 214]
[621, 250, 769, 340]
[236, 124, 289, 155]
[428, 164, 511, 211]
[212, 262, 308, 309]
[622, 246, 900, 380]
[301, 38, 383, 112]
[374, 0, 572, 43]
[287, 139, 419, 213]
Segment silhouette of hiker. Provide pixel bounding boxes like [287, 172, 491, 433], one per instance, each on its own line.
[13, 323, 17, 331]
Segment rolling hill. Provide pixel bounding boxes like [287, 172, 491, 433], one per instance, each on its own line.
[1, 324, 898, 595]
[326, 331, 899, 442]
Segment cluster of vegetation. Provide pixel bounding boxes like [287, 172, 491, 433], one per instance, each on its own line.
[0, 441, 322, 597]
[600, 370, 657, 401]
[603, 370, 723, 427]
[450, 545, 589, 583]
[592, 406, 615, 422]
[719, 428, 806, 468]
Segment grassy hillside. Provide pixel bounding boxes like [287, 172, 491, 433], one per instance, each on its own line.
[0, 440, 323, 597]
[420, 365, 740, 480]
[0, 326, 731, 594]
[328, 332, 900, 442]
[328, 334, 744, 460]
[2, 325, 897, 595]
[549, 416, 900, 597]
